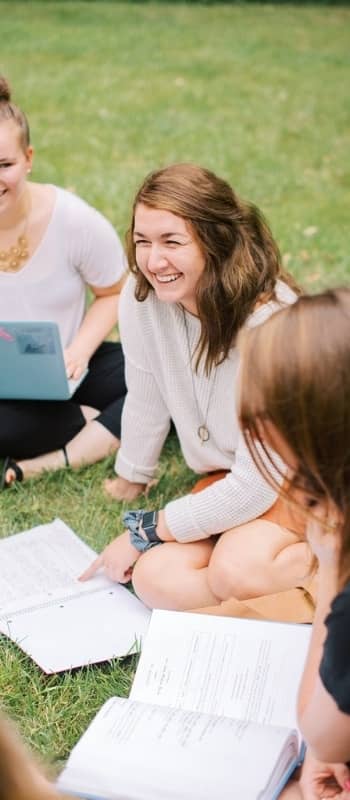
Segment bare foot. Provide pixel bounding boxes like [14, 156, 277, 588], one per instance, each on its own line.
[103, 476, 147, 502]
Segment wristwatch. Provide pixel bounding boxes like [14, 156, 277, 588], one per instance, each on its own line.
[123, 509, 163, 553]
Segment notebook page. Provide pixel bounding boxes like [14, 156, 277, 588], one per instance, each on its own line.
[130, 610, 311, 731]
[0, 518, 113, 617]
[57, 697, 298, 800]
[1, 585, 150, 673]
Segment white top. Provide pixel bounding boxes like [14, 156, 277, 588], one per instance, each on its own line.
[116, 275, 296, 542]
[0, 186, 126, 348]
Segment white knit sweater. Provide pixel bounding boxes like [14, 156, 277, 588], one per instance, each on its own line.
[116, 276, 296, 542]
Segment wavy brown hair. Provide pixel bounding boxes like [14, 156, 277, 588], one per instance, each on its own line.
[239, 288, 350, 588]
[0, 75, 30, 150]
[127, 163, 299, 374]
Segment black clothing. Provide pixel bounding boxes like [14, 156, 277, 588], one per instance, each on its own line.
[0, 342, 126, 459]
[319, 580, 350, 714]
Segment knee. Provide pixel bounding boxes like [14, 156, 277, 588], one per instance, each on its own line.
[207, 527, 259, 601]
[132, 547, 180, 610]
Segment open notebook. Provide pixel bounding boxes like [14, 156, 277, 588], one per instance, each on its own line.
[57, 609, 311, 800]
[0, 321, 87, 399]
[0, 518, 151, 672]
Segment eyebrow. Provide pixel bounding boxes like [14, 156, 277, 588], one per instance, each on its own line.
[133, 230, 189, 239]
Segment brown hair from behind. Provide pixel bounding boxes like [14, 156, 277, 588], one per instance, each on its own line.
[238, 288, 350, 588]
[127, 163, 299, 374]
[0, 75, 30, 150]
[0, 716, 71, 800]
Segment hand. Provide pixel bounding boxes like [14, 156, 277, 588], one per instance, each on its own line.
[306, 503, 342, 568]
[104, 475, 148, 502]
[300, 750, 350, 799]
[64, 346, 89, 381]
[79, 531, 140, 583]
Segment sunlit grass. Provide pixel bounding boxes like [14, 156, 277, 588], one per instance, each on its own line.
[0, 0, 349, 766]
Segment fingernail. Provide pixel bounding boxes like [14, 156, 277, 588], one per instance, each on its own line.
[344, 780, 350, 790]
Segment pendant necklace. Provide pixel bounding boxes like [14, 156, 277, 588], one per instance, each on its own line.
[182, 307, 217, 444]
[0, 198, 31, 273]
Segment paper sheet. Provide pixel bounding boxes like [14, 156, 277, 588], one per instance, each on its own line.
[0, 519, 151, 671]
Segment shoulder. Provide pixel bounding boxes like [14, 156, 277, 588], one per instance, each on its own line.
[319, 581, 350, 713]
[246, 280, 297, 329]
[54, 187, 115, 231]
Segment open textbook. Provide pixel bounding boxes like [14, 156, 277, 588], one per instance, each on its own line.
[0, 518, 150, 672]
[57, 609, 311, 800]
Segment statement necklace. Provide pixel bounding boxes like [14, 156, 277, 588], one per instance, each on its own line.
[0, 205, 30, 273]
[182, 307, 217, 444]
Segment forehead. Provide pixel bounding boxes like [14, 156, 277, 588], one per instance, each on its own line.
[134, 204, 190, 236]
[0, 118, 23, 158]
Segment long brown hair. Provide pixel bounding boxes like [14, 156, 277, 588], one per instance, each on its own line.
[127, 163, 299, 374]
[239, 288, 350, 587]
[0, 76, 30, 150]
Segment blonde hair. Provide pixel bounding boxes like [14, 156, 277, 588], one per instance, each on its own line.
[239, 288, 350, 587]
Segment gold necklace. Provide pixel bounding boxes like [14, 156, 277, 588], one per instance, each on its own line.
[182, 307, 217, 444]
[0, 208, 30, 272]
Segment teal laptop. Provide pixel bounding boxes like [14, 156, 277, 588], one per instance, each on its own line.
[0, 321, 87, 400]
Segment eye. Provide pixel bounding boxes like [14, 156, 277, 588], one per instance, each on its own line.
[0, 161, 13, 168]
[134, 239, 150, 247]
[166, 239, 181, 246]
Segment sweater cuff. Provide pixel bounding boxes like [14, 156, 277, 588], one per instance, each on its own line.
[164, 494, 210, 543]
[115, 449, 158, 485]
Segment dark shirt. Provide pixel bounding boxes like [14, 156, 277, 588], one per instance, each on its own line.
[319, 580, 350, 714]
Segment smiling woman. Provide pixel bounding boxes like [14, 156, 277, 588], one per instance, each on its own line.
[0, 75, 128, 487]
[78, 162, 316, 618]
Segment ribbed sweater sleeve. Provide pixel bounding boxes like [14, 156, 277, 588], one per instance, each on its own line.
[164, 434, 281, 542]
[115, 280, 171, 484]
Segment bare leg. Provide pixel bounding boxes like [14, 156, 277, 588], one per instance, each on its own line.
[132, 520, 312, 612]
[4, 406, 119, 483]
[132, 539, 218, 610]
[207, 520, 313, 601]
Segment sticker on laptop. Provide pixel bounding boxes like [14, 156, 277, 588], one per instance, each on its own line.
[16, 327, 56, 355]
[0, 327, 15, 342]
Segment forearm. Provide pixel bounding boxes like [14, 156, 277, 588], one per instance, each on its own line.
[297, 561, 338, 717]
[69, 294, 119, 361]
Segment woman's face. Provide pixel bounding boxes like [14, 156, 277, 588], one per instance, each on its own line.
[0, 120, 32, 217]
[133, 203, 206, 315]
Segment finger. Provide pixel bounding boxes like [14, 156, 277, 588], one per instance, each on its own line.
[332, 764, 350, 791]
[79, 555, 103, 581]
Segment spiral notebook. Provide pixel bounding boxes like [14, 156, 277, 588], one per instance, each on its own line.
[0, 518, 151, 672]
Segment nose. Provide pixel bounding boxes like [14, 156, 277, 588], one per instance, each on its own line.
[147, 244, 169, 272]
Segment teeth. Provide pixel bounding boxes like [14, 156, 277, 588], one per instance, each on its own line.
[156, 274, 181, 284]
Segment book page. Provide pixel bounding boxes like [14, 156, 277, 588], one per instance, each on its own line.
[130, 610, 311, 731]
[0, 518, 116, 616]
[57, 697, 298, 800]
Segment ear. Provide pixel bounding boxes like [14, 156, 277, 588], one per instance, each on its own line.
[25, 145, 34, 174]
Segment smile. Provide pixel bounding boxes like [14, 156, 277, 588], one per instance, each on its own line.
[155, 273, 181, 284]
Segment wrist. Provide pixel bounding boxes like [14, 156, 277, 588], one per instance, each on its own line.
[123, 509, 164, 553]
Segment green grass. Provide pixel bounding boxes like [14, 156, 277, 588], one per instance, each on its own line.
[0, 0, 349, 772]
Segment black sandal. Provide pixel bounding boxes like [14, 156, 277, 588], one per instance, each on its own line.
[1, 457, 24, 490]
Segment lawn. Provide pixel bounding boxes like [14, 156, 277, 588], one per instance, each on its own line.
[0, 0, 349, 771]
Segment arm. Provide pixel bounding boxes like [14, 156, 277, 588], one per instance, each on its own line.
[162, 433, 281, 542]
[64, 280, 124, 379]
[297, 512, 350, 763]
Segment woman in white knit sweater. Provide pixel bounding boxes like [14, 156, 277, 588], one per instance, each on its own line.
[82, 163, 312, 610]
